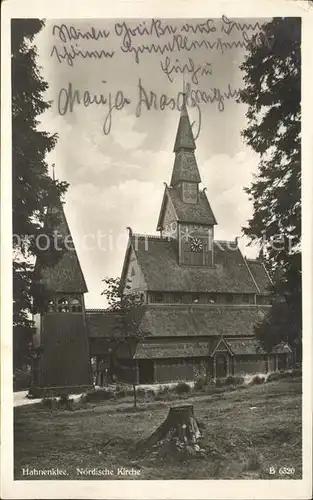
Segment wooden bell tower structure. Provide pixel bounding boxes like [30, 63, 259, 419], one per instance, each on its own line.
[31, 180, 92, 397]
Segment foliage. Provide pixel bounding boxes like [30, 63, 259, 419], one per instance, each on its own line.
[101, 277, 149, 407]
[82, 388, 115, 403]
[239, 18, 301, 355]
[13, 365, 32, 391]
[224, 375, 245, 386]
[267, 369, 301, 382]
[42, 397, 57, 409]
[249, 375, 265, 386]
[193, 376, 208, 391]
[12, 19, 68, 367]
[174, 381, 191, 394]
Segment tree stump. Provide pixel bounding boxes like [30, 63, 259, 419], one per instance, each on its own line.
[137, 404, 204, 460]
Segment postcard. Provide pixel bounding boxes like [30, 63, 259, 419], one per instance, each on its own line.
[1, 0, 312, 499]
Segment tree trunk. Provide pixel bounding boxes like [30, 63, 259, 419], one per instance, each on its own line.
[137, 404, 204, 460]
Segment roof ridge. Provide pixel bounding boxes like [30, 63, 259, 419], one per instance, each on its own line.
[214, 239, 237, 245]
[243, 256, 261, 293]
[132, 233, 163, 240]
[86, 309, 122, 314]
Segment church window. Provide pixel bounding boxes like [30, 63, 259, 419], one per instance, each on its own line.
[207, 294, 217, 304]
[192, 294, 200, 304]
[151, 293, 163, 303]
[225, 294, 234, 304]
[173, 293, 183, 303]
[70, 297, 82, 313]
[47, 299, 55, 312]
[57, 298, 70, 313]
[257, 295, 272, 305]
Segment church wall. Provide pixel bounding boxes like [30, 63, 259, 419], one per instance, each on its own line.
[234, 355, 267, 375]
[268, 355, 276, 372]
[113, 359, 137, 384]
[154, 358, 201, 383]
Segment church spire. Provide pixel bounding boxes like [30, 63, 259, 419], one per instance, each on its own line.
[173, 89, 196, 153]
[170, 86, 201, 187]
[34, 173, 87, 294]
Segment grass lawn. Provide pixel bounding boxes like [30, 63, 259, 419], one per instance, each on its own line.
[14, 377, 302, 480]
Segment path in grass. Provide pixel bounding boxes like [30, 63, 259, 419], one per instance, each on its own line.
[14, 378, 302, 480]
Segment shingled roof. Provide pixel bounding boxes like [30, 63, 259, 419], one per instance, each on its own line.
[34, 196, 87, 293]
[170, 151, 201, 185]
[226, 338, 267, 355]
[86, 310, 124, 338]
[157, 187, 217, 230]
[171, 187, 216, 224]
[128, 236, 262, 293]
[134, 340, 212, 359]
[246, 259, 273, 294]
[87, 304, 266, 339]
[173, 101, 196, 154]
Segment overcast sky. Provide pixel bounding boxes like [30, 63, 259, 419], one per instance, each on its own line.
[34, 17, 269, 307]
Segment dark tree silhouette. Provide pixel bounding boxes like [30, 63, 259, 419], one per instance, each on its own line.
[12, 19, 68, 368]
[239, 17, 301, 359]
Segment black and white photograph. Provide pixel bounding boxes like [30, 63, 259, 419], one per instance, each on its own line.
[1, 0, 312, 499]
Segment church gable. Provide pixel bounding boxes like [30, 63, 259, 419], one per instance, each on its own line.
[121, 245, 147, 295]
[156, 187, 178, 232]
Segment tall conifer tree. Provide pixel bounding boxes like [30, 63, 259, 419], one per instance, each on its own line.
[239, 17, 301, 359]
[12, 19, 68, 368]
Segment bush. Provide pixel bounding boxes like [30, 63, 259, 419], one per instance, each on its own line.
[158, 385, 171, 394]
[42, 397, 57, 409]
[82, 388, 115, 403]
[115, 384, 134, 398]
[249, 375, 265, 385]
[174, 381, 191, 394]
[214, 379, 223, 388]
[193, 376, 208, 391]
[267, 369, 301, 383]
[58, 394, 74, 409]
[136, 388, 155, 399]
[224, 375, 245, 386]
[13, 367, 32, 392]
[154, 390, 175, 401]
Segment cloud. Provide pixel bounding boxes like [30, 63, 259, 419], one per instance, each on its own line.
[110, 111, 148, 150]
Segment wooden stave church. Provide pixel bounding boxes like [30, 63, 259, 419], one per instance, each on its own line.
[32, 102, 293, 395]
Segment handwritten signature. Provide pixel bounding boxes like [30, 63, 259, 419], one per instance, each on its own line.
[56, 79, 240, 137]
[57, 81, 130, 134]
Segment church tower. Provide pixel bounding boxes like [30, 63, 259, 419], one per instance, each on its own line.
[157, 98, 217, 267]
[32, 187, 92, 397]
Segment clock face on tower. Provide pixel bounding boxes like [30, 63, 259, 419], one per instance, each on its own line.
[190, 237, 203, 252]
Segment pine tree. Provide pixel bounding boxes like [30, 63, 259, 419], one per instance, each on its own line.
[12, 19, 68, 368]
[239, 18, 301, 359]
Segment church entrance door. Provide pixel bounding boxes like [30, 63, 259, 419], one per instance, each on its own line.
[138, 360, 154, 384]
[215, 354, 228, 378]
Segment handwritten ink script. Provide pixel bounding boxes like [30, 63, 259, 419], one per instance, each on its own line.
[51, 16, 273, 136]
